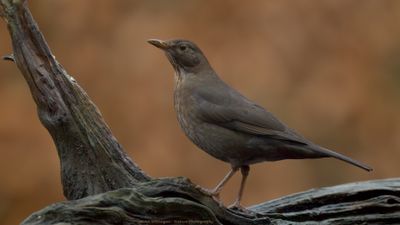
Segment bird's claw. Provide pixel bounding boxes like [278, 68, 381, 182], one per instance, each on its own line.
[196, 186, 224, 206]
[228, 202, 255, 215]
[198, 187, 220, 198]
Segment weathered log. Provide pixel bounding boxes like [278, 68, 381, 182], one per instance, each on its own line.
[0, 0, 149, 201]
[21, 178, 400, 225]
[1, 1, 399, 224]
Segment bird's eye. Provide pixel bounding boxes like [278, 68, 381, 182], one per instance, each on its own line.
[179, 45, 187, 51]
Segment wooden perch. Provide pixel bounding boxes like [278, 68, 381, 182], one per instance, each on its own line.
[1, 1, 399, 224]
[20, 178, 400, 225]
[0, 0, 149, 201]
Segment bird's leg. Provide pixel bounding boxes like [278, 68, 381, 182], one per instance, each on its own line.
[200, 166, 239, 200]
[211, 166, 239, 197]
[229, 165, 250, 212]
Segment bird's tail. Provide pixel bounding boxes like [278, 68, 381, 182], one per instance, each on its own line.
[310, 144, 372, 172]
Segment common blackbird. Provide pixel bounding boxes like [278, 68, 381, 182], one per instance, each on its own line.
[148, 39, 372, 211]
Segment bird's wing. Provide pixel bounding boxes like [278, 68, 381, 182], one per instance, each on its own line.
[194, 88, 308, 145]
[192, 84, 373, 172]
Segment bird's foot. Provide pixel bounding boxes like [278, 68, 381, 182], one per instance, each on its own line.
[228, 202, 255, 215]
[196, 185, 220, 198]
[196, 186, 224, 206]
[202, 188, 221, 200]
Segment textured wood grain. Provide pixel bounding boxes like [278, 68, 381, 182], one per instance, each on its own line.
[0, 0, 150, 201]
[21, 178, 400, 225]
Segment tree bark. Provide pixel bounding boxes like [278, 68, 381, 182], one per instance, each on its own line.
[20, 178, 400, 225]
[1, 1, 399, 224]
[0, 0, 149, 201]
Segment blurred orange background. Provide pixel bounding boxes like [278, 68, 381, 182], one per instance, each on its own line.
[1, 0, 400, 224]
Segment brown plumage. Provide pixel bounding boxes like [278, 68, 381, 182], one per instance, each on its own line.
[148, 39, 372, 211]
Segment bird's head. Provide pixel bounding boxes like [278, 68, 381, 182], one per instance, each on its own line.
[148, 39, 212, 75]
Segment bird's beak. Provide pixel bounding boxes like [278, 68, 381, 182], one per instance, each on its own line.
[147, 39, 170, 50]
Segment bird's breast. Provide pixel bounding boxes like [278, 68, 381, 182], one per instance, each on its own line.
[173, 85, 249, 164]
[174, 86, 216, 150]
[174, 86, 199, 141]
